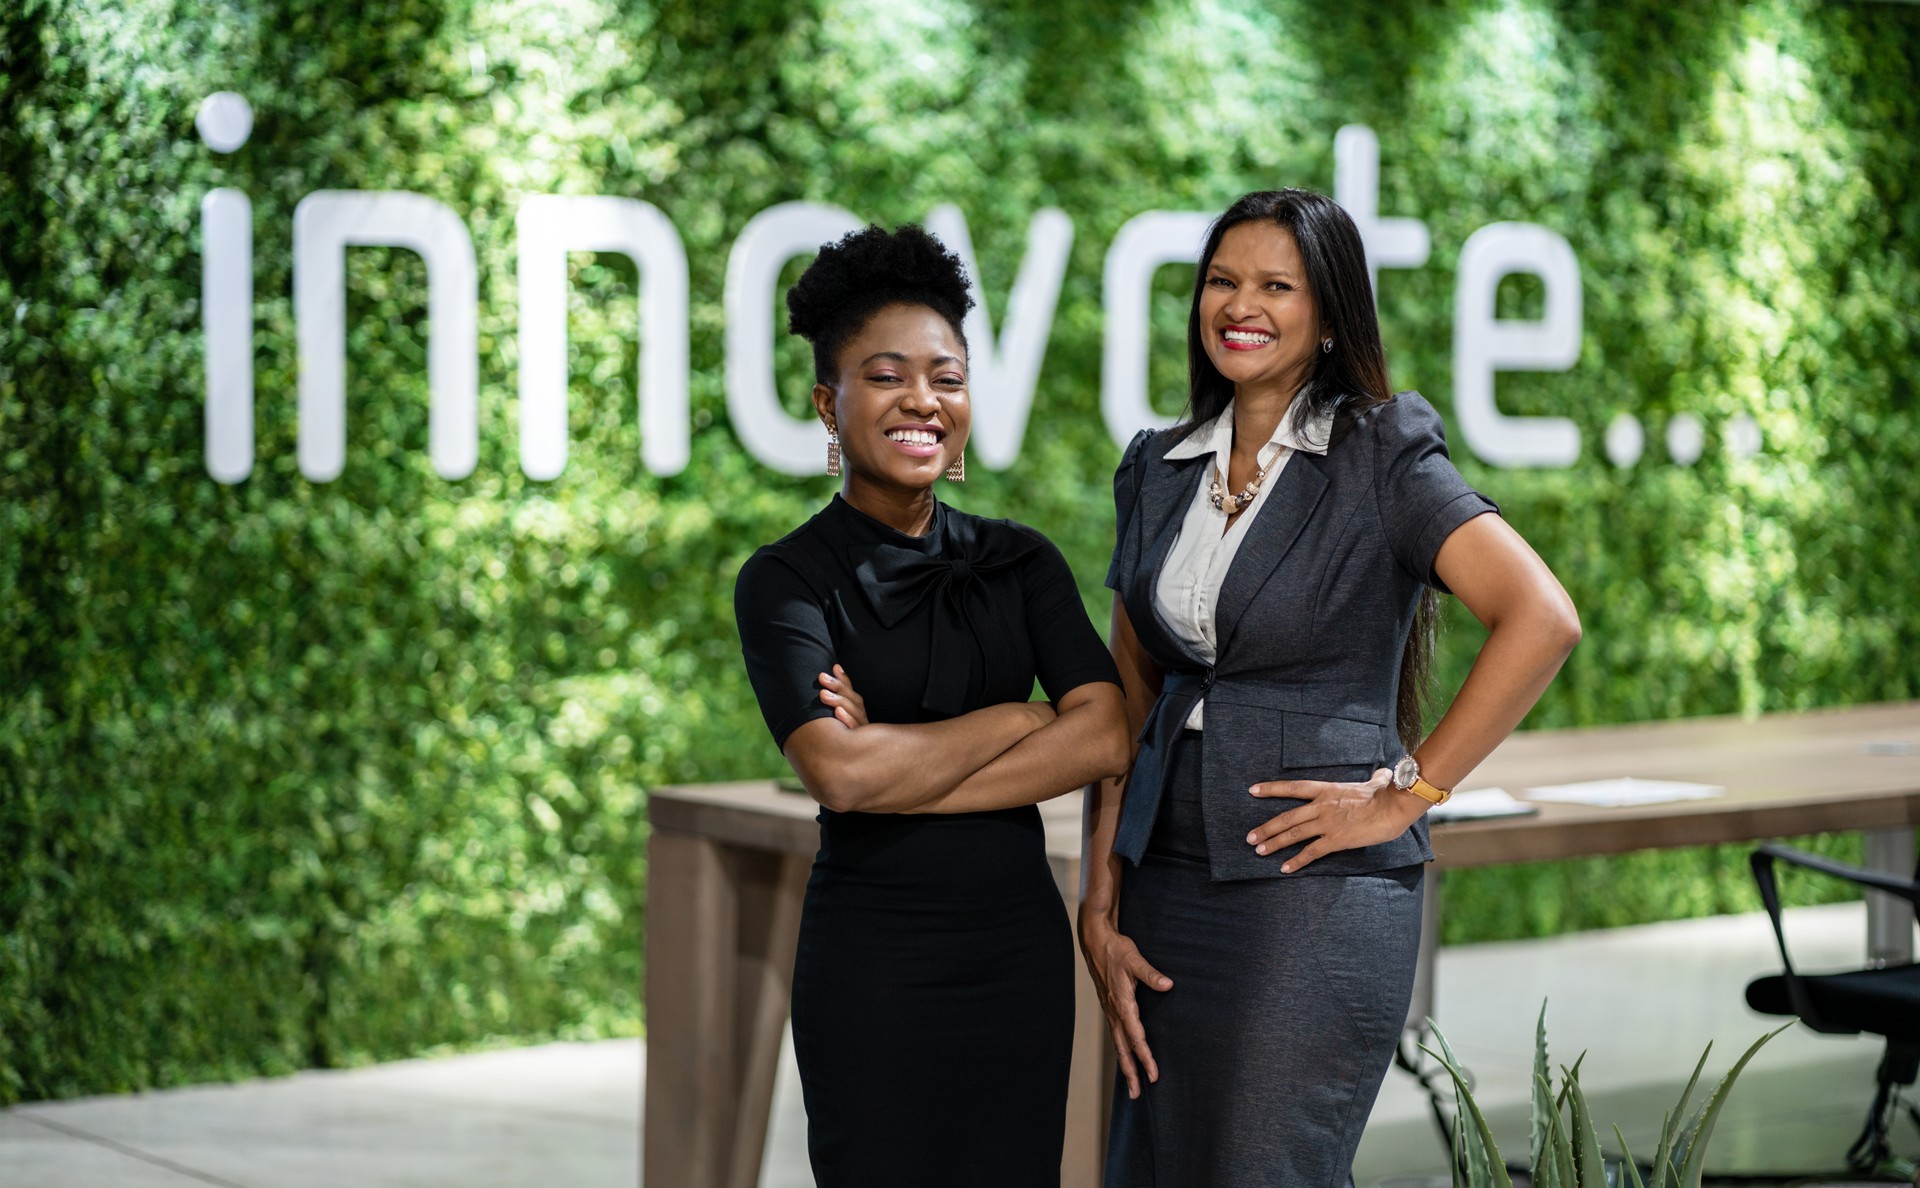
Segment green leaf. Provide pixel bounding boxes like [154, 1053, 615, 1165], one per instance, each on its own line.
[1534, 1076, 1567, 1188]
[1652, 1045, 1713, 1186]
[1614, 1124, 1648, 1188]
[1422, 1025, 1514, 1188]
[1564, 1059, 1606, 1187]
[1555, 1108, 1578, 1188]
[1530, 1003, 1554, 1172]
[1453, 1107, 1472, 1188]
[1675, 1025, 1792, 1187]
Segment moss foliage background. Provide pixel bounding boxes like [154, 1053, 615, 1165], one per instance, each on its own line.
[2, 0, 1916, 1101]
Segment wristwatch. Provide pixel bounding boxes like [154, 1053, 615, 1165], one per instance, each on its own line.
[1390, 755, 1452, 806]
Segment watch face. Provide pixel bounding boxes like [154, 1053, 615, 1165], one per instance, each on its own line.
[1392, 756, 1419, 788]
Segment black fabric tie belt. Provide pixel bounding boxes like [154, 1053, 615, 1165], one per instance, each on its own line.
[1114, 666, 1209, 863]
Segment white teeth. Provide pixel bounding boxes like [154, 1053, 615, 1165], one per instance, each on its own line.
[1223, 329, 1274, 344]
[888, 428, 939, 445]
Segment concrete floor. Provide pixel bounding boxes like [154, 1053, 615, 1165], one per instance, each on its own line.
[3, 902, 1913, 1187]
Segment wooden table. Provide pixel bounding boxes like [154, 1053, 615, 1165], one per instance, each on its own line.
[643, 701, 1920, 1188]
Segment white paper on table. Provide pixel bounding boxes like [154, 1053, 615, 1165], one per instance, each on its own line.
[1521, 778, 1725, 807]
[1429, 787, 1539, 822]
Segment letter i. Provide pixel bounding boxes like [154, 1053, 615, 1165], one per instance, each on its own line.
[198, 92, 254, 483]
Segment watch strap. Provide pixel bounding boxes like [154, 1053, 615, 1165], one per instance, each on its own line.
[1406, 775, 1452, 806]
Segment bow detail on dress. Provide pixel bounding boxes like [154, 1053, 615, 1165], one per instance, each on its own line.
[851, 516, 1041, 716]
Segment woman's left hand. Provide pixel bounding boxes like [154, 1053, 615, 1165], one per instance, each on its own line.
[1244, 770, 1429, 873]
[817, 664, 869, 728]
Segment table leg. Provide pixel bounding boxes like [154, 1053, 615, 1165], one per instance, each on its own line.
[1053, 852, 1110, 1188]
[644, 829, 733, 1188]
[726, 850, 809, 1188]
[643, 830, 808, 1188]
[1864, 826, 1916, 968]
[1064, 933, 1112, 1188]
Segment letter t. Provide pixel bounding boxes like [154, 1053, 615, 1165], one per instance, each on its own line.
[1333, 125, 1429, 306]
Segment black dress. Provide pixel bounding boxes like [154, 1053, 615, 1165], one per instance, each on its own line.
[735, 495, 1120, 1188]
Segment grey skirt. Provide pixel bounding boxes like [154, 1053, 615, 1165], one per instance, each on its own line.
[1105, 730, 1424, 1188]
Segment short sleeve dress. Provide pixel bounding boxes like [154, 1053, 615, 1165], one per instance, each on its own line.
[735, 494, 1119, 1187]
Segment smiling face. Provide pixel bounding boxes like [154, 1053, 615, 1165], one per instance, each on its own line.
[1198, 220, 1326, 402]
[812, 302, 970, 498]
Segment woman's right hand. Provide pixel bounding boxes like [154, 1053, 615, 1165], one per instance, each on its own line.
[1077, 907, 1172, 1099]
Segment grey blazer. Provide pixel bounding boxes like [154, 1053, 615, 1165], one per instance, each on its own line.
[1106, 391, 1498, 882]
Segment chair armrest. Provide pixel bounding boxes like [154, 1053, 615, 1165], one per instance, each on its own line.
[1753, 842, 1920, 906]
[1749, 841, 1918, 1032]
[1747, 847, 1820, 1024]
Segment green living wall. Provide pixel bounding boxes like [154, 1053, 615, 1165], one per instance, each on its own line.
[2, 0, 1916, 1102]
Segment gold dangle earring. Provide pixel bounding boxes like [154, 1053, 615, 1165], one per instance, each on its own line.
[944, 452, 965, 483]
[825, 422, 841, 478]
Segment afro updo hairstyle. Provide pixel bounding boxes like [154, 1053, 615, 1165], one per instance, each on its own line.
[785, 224, 975, 385]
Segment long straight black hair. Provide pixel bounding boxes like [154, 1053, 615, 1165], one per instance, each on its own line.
[1184, 188, 1436, 753]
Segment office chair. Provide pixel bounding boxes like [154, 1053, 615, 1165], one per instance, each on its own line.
[1745, 842, 1920, 1171]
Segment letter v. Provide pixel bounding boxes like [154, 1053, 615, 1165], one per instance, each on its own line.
[925, 206, 1073, 471]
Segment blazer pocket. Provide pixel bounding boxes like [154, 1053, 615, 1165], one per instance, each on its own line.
[1282, 711, 1386, 770]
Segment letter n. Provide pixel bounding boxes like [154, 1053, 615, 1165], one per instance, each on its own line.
[516, 196, 690, 479]
[293, 191, 479, 481]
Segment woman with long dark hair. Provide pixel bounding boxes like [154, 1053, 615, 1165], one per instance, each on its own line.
[1079, 189, 1582, 1185]
[734, 224, 1129, 1186]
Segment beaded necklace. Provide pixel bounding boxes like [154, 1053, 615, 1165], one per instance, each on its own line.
[1208, 455, 1273, 516]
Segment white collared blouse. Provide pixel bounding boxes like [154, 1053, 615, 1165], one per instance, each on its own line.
[1153, 400, 1335, 729]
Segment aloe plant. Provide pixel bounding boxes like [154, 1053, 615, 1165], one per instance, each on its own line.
[1420, 1005, 1789, 1188]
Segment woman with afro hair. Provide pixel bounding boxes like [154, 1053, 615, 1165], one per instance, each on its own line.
[734, 224, 1130, 1185]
